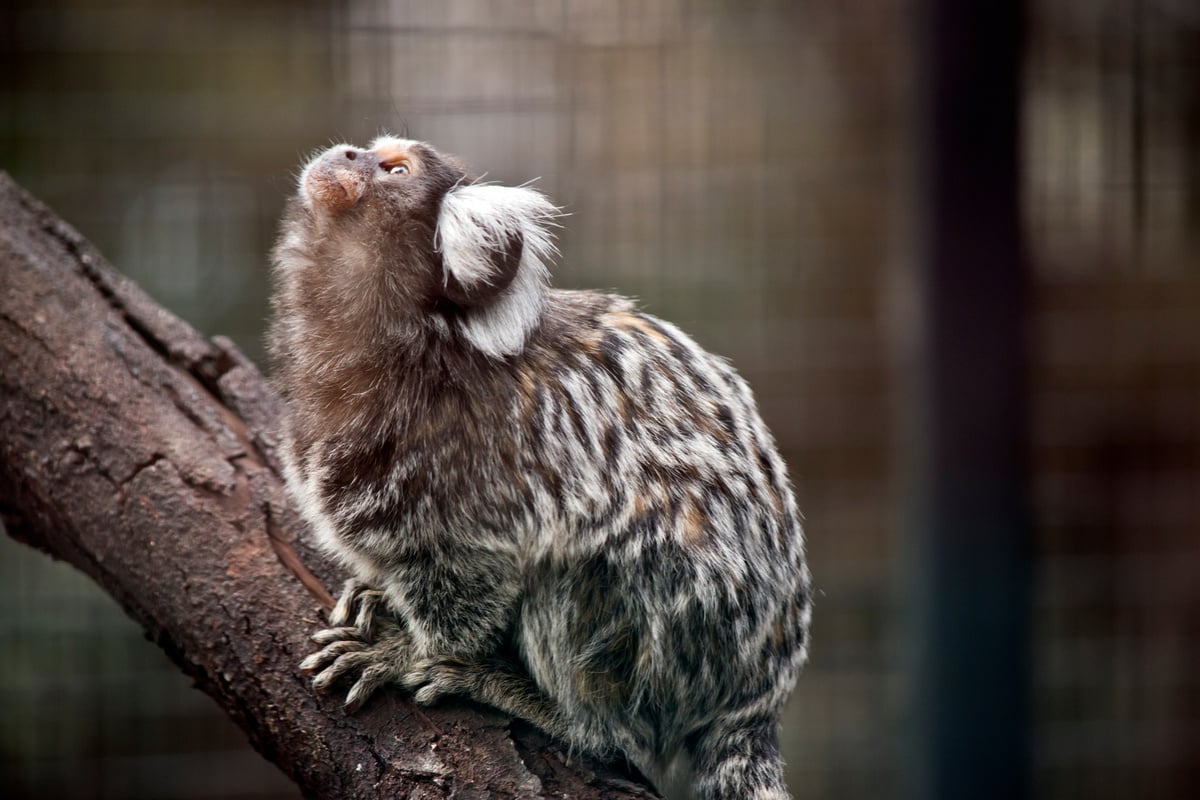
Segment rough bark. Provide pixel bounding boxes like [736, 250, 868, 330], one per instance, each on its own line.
[0, 172, 656, 800]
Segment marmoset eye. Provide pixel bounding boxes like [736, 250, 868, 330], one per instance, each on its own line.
[387, 164, 408, 175]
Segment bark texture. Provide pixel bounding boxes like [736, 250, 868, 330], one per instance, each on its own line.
[0, 172, 656, 800]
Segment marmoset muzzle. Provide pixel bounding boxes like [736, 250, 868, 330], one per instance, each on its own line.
[302, 146, 376, 213]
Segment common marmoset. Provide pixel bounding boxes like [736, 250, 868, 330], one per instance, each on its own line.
[271, 137, 811, 800]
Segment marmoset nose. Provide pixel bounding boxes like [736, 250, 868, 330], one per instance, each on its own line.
[330, 147, 377, 171]
[302, 146, 374, 212]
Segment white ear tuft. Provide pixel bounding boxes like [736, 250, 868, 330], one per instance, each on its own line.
[436, 184, 560, 358]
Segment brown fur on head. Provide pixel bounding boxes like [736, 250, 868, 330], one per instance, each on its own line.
[270, 136, 562, 412]
[287, 137, 469, 317]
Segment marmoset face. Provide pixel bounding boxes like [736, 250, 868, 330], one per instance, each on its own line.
[300, 137, 465, 219]
[281, 137, 470, 313]
[275, 136, 559, 355]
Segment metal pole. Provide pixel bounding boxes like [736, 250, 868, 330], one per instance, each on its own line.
[908, 2, 1033, 798]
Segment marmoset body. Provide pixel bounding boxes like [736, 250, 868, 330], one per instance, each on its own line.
[272, 137, 811, 800]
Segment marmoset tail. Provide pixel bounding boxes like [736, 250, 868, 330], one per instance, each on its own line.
[271, 136, 812, 799]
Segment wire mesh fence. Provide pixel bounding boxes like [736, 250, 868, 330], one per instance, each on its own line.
[1, 1, 1197, 798]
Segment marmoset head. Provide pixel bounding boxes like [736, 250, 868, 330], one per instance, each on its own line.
[275, 136, 560, 358]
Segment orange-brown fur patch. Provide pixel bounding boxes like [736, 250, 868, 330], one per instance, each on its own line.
[373, 141, 418, 174]
[767, 485, 784, 515]
[578, 329, 603, 356]
[608, 311, 670, 347]
[695, 414, 731, 446]
[510, 365, 538, 423]
[305, 168, 358, 212]
[770, 615, 788, 649]
[613, 389, 632, 426]
[680, 498, 706, 545]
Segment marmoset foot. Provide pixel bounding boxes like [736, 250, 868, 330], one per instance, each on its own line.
[300, 612, 412, 711]
[401, 656, 483, 706]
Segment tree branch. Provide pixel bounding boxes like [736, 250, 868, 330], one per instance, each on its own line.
[0, 172, 656, 800]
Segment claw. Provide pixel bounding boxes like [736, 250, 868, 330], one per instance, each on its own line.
[300, 637, 367, 675]
[399, 663, 428, 689]
[329, 580, 357, 627]
[319, 647, 379, 689]
[328, 579, 387, 643]
[354, 590, 384, 638]
[345, 663, 391, 710]
[312, 626, 364, 645]
[413, 684, 441, 705]
[330, 578, 369, 627]
[400, 657, 475, 708]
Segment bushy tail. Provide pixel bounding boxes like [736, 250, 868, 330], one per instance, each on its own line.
[687, 716, 791, 800]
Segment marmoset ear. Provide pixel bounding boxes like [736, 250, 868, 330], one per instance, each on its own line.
[440, 216, 524, 307]
[436, 184, 559, 358]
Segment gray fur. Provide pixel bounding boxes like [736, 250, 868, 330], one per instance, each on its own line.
[273, 137, 811, 799]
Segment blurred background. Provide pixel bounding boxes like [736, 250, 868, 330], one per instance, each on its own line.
[1, 1, 1198, 798]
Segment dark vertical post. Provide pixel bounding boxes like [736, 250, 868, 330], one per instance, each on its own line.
[1130, 0, 1145, 260]
[908, 2, 1032, 799]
